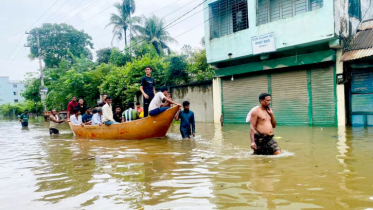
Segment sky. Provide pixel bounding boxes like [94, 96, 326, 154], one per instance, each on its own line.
[0, 0, 205, 81]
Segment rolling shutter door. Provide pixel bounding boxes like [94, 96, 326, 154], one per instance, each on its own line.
[222, 74, 268, 123]
[271, 70, 309, 125]
[311, 67, 336, 126]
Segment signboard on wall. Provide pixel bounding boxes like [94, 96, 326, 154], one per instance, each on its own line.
[251, 32, 276, 55]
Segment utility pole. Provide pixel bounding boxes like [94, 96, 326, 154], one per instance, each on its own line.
[25, 29, 47, 111]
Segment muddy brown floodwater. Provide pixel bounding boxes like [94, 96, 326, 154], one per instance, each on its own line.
[1, 118, 373, 210]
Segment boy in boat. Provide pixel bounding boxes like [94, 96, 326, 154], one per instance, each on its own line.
[149, 86, 180, 116]
[136, 102, 143, 116]
[91, 108, 102, 126]
[19, 110, 29, 127]
[174, 101, 195, 140]
[250, 93, 281, 155]
[66, 96, 78, 120]
[140, 66, 156, 117]
[69, 108, 84, 127]
[113, 106, 122, 123]
[102, 96, 118, 125]
[122, 102, 139, 122]
[49, 109, 65, 135]
[82, 107, 93, 125]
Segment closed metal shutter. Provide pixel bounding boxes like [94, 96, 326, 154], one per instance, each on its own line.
[222, 74, 268, 123]
[271, 70, 309, 125]
[311, 67, 336, 126]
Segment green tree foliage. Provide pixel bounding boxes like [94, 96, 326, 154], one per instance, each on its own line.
[22, 72, 41, 103]
[165, 55, 188, 85]
[187, 48, 215, 82]
[109, 48, 131, 66]
[0, 100, 43, 116]
[106, 0, 140, 46]
[132, 15, 177, 55]
[101, 54, 168, 104]
[26, 23, 93, 68]
[96, 48, 113, 64]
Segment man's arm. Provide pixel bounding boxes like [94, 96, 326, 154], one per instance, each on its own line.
[250, 110, 258, 150]
[153, 86, 156, 96]
[140, 86, 148, 99]
[19, 114, 23, 122]
[50, 115, 64, 123]
[163, 97, 181, 106]
[174, 110, 180, 121]
[267, 108, 277, 128]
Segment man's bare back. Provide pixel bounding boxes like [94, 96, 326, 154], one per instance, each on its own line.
[250, 94, 281, 155]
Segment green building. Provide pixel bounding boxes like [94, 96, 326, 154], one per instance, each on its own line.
[204, 0, 373, 126]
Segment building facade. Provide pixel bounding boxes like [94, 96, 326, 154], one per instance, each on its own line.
[204, 0, 373, 126]
[0, 76, 26, 104]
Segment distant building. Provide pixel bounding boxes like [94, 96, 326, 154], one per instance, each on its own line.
[0, 76, 26, 104]
[204, 0, 373, 126]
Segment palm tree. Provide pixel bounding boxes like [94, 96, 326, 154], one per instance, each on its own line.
[132, 15, 177, 55]
[106, 0, 140, 46]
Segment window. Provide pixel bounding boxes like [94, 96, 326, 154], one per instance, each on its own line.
[258, 0, 323, 25]
[349, 0, 361, 19]
[14, 99, 18, 103]
[13, 91, 17, 96]
[13, 84, 17, 88]
[209, 0, 249, 39]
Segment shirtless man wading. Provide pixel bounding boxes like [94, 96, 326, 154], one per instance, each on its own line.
[250, 93, 282, 155]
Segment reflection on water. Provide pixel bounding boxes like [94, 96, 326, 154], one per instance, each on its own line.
[1, 119, 373, 210]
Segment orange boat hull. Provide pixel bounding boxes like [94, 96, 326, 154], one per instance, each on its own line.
[69, 106, 179, 140]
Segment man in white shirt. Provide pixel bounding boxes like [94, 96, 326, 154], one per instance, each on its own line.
[69, 108, 84, 127]
[91, 108, 103, 125]
[102, 96, 118, 125]
[149, 86, 180, 116]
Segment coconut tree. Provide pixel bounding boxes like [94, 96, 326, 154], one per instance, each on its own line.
[132, 15, 177, 55]
[106, 0, 140, 46]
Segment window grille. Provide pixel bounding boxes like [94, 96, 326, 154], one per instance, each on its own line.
[257, 0, 323, 25]
[14, 99, 18, 103]
[13, 84, 17, 88]
[209, 0, 249, 39]
[348, 0, 361, 20]
[13, 92, 17, 96]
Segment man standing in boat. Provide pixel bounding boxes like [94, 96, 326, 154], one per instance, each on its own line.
[140, 66, 156, 117]
[250, 93, 282, 155]
[66, 96, 78, 120]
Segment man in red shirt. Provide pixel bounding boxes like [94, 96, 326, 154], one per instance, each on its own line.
[67, 96, 78, 119]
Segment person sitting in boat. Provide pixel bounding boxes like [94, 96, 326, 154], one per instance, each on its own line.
[135, 102, 144, 117]
[102, 96, 118, 125]
[69, 108, 84, 127]
[149, 86, 180, 116]
[82, 107, 93, 125]
[49, 109, 65, 135]
[91, 109, 102, 126]
[113, 106, 122, 123]
[122, 102, 139, 122]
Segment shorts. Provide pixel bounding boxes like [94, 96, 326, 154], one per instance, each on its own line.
[21, 122, 28, 127]
[50, 128, 59, 135]
[180, 127, 192, 139]
[253, 133, 280, 155]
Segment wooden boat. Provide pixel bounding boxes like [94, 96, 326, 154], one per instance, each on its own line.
[69, 106, 179, 140]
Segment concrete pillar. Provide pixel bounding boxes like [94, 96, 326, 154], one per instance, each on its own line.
[336, 49, 346, 127]
[212, 77, 222, 124]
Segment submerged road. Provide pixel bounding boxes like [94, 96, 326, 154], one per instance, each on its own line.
[0, 118, 373, 209]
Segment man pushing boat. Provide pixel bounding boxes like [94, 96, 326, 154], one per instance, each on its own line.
[250, 93, 282, 155]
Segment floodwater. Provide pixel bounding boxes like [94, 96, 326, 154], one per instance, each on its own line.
[1, 119, 373, 210]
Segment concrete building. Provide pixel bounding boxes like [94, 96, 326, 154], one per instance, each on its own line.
[0, 76, 26, 104]
[342, 19, 373, 126]
[204, 0, 373, 126]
